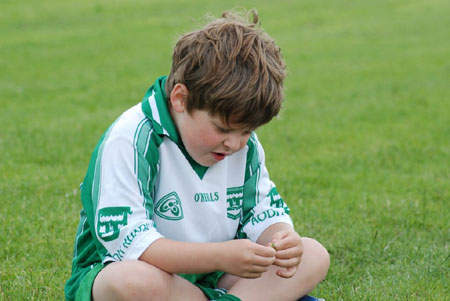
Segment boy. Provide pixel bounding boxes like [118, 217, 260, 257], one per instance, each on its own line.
[65, 10, 329, 301]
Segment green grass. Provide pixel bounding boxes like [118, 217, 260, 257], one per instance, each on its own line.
[1, 0, 449, 299]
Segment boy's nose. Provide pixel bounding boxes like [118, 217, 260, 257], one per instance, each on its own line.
[223, 133, 241, 152]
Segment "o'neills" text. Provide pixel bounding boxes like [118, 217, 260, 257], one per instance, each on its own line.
[194, 192, 219, 202]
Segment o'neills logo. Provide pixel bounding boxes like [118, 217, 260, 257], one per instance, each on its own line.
[97, 207, 132, 241]
[194, 192, 219, 203]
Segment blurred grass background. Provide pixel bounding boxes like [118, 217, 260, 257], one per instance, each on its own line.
[0, 0, 449, 299]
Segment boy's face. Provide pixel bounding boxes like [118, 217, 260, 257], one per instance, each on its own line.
[175, 109, 252, 167]
[169, 83, 252, 167]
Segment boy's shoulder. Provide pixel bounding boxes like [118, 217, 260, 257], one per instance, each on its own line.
[107, 103, 152, 140]
[245, 133, 266, 172]
[98, 103, 160, 160]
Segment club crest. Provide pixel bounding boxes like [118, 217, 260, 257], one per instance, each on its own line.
[155, 192, 184, 220]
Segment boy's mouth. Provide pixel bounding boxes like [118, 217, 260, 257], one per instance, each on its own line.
[211, 152, 226, 161]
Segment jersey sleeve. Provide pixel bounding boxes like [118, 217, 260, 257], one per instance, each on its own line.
[237, 135, 293, 242]
[83, 117, 163, 262]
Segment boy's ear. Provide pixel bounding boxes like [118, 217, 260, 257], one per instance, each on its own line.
[169, 83, 189, 113]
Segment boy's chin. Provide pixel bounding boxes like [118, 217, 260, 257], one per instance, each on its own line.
[196, 160, 216, 167]
[193, 155, 218, 167]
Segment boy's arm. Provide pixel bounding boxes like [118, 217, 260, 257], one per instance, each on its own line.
[257, 222, 303, 278]
[139, 237, 276, 278]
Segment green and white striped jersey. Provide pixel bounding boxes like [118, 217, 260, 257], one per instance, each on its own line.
[68, 76, 292, 281]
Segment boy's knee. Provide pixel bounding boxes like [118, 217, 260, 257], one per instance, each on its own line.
[93, 260, 172, 300]
[302, 237, 330, 277]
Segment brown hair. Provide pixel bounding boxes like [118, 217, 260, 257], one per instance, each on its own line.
[166, 9, 286, 129]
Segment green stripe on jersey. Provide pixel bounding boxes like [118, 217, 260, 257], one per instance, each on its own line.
[237, 135, 261, 238]
[244, 134, 261, 206]
[133, 119, 162, 220]
[245, 134, 261, 182]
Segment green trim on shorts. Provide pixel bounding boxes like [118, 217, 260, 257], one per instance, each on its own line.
[216, 294, 242, 301]
[179, 271, 231, 300]
[65, 262, 104, 301]
[76, 263, 104, 301]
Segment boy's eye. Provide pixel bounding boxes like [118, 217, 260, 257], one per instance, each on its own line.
[215, 123, 253, 135]
[216, 126, 230, 133]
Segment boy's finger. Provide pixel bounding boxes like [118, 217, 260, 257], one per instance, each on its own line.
[271, 239, 290, 252]
[253, 254, 276, 267]
[276, 266, 297, 278]
[242, 271, 265, 279]
[248, 261, 271, 272]
[267, 242, 278, 251]
[254, 244, 276, 257]
[273, 257, 300, 268]
[274, 247, 303, 259]
[272, 235, 302, 252]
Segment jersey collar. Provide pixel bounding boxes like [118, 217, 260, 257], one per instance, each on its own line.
[141, 76, 180, 144]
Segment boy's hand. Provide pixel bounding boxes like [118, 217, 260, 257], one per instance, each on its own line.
[219, 239, 276, 279]
[270, 229, 303, 278]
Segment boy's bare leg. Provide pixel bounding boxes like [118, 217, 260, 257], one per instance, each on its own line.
[92, 260, 207, 301]
[218, 237, 330, 301]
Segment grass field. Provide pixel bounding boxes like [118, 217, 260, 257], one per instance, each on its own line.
[1, 0, 449, 299]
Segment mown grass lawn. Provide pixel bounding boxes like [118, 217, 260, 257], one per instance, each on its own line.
[1, 0, 448, 299]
